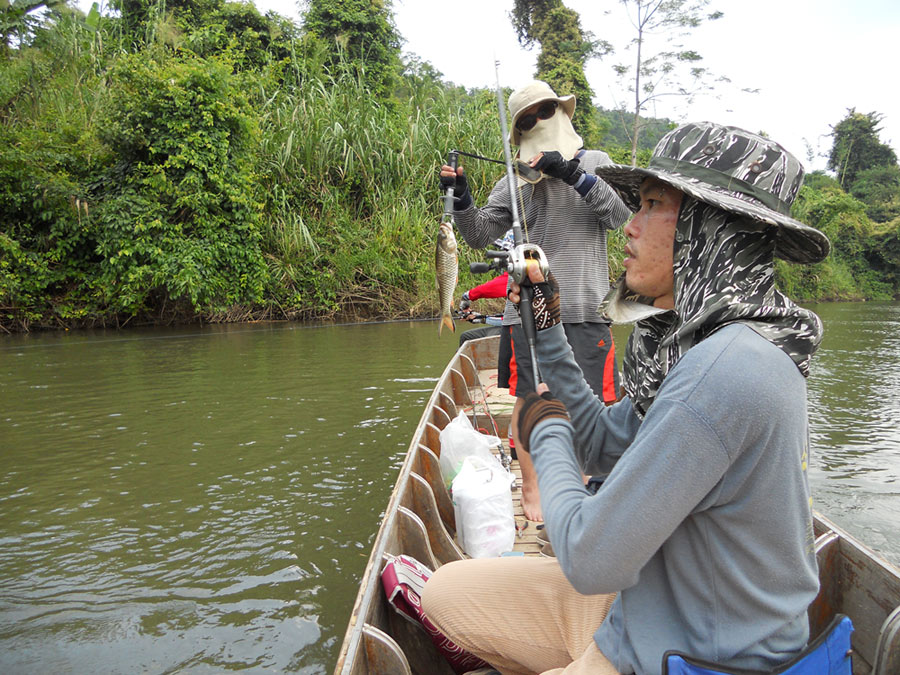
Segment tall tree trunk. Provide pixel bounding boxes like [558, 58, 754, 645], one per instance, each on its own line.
[630, 19, 643, 166]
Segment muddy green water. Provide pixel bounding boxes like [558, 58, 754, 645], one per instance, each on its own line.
[1, 304, 898, 673]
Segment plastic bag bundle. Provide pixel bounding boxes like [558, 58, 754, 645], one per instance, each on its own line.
[451, 455, 515, 558]
[438, 412, 501, 489]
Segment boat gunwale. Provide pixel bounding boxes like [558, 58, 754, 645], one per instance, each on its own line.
[335, 336, 495, 674]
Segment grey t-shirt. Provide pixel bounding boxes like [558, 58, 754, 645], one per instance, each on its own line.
[453, 150, 630, 325]
[530, 322, 819, 674]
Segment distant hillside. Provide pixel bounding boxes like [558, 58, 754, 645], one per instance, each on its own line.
[596, 107, 677, 151]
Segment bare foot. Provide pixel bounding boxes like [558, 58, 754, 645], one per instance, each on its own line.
[512, 396, 543, 521]
[521, 476, 543, 522]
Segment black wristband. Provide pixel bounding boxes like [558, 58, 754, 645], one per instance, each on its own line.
[563, 166, 585, 186]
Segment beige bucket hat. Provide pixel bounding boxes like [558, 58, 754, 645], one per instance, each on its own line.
[508, 81, 576, 146]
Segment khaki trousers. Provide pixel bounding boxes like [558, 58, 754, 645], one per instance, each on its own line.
[421, 557, 621, 675]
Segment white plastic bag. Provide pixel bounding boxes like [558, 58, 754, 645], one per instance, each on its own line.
[451, 455, 515, 558]
[438, 412, 501, 489]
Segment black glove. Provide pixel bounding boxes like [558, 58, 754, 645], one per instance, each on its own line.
[458, 291, 471, 311]
[439, 170, 471, 209]
[511, 271, 560, 331]
[533, 151, 584, 186]
[516, 390, 570, 455]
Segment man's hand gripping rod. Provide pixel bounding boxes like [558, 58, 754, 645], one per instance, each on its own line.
[469, 61, 549, 389]
[442, 150, 459, 223]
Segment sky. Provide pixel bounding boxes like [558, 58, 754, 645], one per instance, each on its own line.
[79, 0, 900, 172]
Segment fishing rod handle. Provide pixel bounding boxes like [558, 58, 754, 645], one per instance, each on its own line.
[518, 285, 538, 343]
[442, 151, 459, 218]
[517, 284, 542, 387]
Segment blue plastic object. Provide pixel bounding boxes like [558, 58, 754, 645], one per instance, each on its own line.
[663, 614, 853, 675]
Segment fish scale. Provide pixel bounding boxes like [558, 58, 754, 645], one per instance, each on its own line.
[436, 221, 458, 335]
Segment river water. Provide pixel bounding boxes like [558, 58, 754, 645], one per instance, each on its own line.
[1, 303, 898, 673]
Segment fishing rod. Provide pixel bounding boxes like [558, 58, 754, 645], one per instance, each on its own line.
[456, 309, 503, 325]
[468, 60, 549, 390]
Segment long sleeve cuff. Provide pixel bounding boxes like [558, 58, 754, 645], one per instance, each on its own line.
[573, 173, 598, 197]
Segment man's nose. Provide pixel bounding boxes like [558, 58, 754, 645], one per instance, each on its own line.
[624, 214, 641, 238]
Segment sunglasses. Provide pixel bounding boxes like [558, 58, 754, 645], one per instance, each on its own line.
[515, 101, 559, 133]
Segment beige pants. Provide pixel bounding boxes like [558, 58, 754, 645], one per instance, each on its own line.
[421, 557, 621, 675]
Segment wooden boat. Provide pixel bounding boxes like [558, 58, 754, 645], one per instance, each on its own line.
[334, 334, 900, 675]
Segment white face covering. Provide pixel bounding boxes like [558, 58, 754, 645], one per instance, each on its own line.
[518, 109, 583, 165]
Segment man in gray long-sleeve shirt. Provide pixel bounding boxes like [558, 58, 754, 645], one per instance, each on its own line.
[440, 80, 630, 522]
[424, 122, 832, 674]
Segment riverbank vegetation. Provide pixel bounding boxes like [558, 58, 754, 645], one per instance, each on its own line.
[2, 1, 899, 332]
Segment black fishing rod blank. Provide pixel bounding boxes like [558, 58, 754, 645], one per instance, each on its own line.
[490, 60, 549, 390]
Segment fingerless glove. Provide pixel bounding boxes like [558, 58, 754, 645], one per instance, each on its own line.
[516, 391, 570, 456]
[439, 171, 471, 209]
[531, 272, 560, 330]
[533, 151, 584, 186]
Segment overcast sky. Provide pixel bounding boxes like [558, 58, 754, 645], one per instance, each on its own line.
[82, 0, 900, 172]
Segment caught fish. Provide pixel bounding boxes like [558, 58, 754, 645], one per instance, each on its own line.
[436, 221, 458, 335]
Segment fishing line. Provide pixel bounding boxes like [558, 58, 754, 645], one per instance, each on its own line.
[449, 149, 536, 244]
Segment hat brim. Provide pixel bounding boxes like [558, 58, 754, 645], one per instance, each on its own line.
[595, 164, 830, 264]
[510, 94, 576, 146]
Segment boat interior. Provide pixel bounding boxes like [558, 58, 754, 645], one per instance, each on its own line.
[335, 335, 900, 675]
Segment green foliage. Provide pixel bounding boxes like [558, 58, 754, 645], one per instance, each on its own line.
[1, 0, 69, 53]
[511, 0, 610, 147]
[595, 106, 675, 151]
[848, 165, 900, 223]
[1, 0, 898, 332]
[802, 170, 841, 191]
[604, 144, 651, 167]
[870, 218, 900, 292]
[301, 0, 402, 100]
[786, 184, 897, 300]
[0, 9, 115, 329]
[252, 53, 505, 319]
[827, 109, 897, 189]
[92, 51, 267, 314]
[0, 231, 53, 326]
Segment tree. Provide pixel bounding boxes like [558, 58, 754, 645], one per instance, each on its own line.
[827, 109, 898, 189]
[849, 165, 900, 224]
[511, 0, 611, 146]
[1, 0, 66, 53]
[301, 0, 402, 99]
[611, 0, 728, 165]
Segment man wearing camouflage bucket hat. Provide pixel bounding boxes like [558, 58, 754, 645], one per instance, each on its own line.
[424, 124, 836, 675]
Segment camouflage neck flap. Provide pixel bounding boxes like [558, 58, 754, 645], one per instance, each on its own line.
[622, 197, 824, 418]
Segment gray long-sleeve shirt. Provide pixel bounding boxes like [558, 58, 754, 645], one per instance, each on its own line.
[529, 322, 819, 674]
[453, 151, 630, 325]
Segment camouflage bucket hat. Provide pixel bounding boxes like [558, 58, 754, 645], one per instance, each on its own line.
[595, 122, 830, 264]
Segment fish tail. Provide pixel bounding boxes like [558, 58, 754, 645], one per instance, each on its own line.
[440, 314, 455, 335]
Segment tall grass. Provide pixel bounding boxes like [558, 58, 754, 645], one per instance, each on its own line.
[252, 49, 514, 320]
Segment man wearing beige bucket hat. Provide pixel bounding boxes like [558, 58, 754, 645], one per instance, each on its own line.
[424, 123, 841, 675]
[440, 80, 631, 522]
